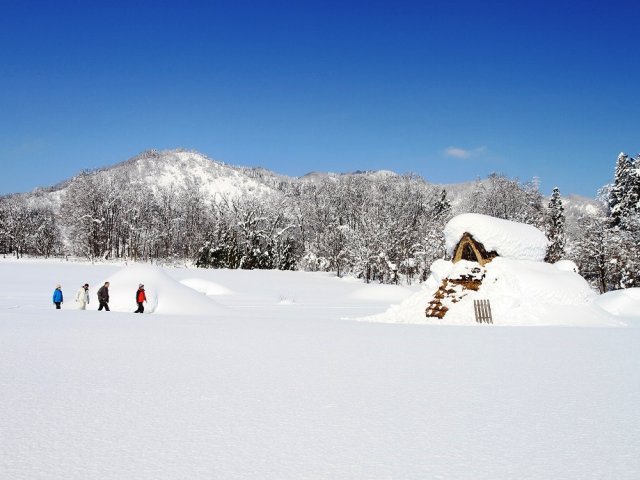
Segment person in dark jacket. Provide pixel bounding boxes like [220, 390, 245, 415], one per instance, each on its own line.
[134, 284, 146, 313]
[97, 282, 110, 311]
[52, 284, 63, 309]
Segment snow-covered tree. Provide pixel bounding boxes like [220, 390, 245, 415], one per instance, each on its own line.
[461, 173, 544, 227]
[0, 196, 61, 258]
[432, 189, 451, 221]
[608, 152, 640, 229]
[571, 212, 613, 293]
[545, 187, 566, 263]
[617, 215, 640, 288]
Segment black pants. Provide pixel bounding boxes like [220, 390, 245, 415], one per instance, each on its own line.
[54, 302, 61, 309]
[98, 301, 110, 311]
[135, 302, 144, 313]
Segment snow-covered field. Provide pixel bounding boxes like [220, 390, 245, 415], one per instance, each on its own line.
[1, 259, 639, 479]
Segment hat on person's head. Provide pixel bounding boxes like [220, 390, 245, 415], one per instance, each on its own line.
[83, 283, 89, 287]
[139, 284, 144, 288]
[56, 284, 61, 288]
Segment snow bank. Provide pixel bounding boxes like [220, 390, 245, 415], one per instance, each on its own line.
[179, 277, 235, 296]
[447, 257, 600, 325]
[363, 257, 618, 326]
[444, 213, 549, 262]
[594, 288, 640, 325]
[429, 258, 454, 283]
[348, 284, 416, 303]
[554, 259, 579, 273]
[95, 265, 225, 315]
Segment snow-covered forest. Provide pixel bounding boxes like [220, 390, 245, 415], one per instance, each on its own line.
[0, 150, 638, 292]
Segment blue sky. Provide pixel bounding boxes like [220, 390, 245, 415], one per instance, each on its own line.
[1, 0, 638, 196]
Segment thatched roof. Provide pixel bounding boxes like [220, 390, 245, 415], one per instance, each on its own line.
[452, 233, 498, 266]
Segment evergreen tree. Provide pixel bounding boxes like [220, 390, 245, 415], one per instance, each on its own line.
[608, 152, 640, 228]
[545, 187, 566, 263]
[432, 189, 451, 221]
[617, 215, 640, 288]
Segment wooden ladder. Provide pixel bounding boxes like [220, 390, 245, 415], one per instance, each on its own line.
[474, 299, 493, 324]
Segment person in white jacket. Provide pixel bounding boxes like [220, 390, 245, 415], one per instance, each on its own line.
[76, 283, 90, 310]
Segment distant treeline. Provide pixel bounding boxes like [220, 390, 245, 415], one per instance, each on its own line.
[1, 153, 639, 292]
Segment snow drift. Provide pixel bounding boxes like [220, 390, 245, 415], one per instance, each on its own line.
[362, 257, 621, 326]
[94, 264, 226, 315]
[594, 288, 640, 326]
[179, 277, 235, 296]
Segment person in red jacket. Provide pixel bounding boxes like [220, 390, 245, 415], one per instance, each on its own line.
[134, 284, 147, 313]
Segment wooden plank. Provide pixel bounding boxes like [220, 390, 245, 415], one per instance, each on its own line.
[474, 299, 492, 324]
[486, 300, 493, 324]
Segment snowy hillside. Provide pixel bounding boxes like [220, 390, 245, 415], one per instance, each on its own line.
[13, 148, 599, 211]
[22, 149, 281, 211]
[119, 150, 277, 201]
[562, 193, 606, 235]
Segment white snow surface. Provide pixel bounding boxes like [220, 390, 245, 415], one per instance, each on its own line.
[1, 259, 640, 479]
[179, 277, 236, 296]
[444, 213, 549, 261]
[554, 259, 580, 272]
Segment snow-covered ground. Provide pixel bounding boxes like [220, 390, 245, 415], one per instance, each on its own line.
[1, 259, 639, 479]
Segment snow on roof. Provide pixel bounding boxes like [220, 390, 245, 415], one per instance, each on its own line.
[444, 213, 549, 262]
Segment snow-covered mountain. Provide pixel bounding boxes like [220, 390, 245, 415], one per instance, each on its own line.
[14, 148, 602, 219]
[117, 150, 278, 201]
[18, 149, 284, 212]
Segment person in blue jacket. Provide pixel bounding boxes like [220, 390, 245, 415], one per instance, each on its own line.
[52, 284, 63, 309]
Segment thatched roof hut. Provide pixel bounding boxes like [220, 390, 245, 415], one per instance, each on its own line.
[451, 232, 498, 266]
[444, 213, 549, 262]
[426, 214, 549, 319]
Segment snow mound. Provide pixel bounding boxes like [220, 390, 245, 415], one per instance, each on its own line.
[429, 258, 453, 283]
[348, 284, 415, 303]
[444, 213, 549, 262]
[179, 278, 235, 296]
[594, 288, 640, 324]
[361, 257, 617, 326]
[554, 259, 579, 273]
[95, 265, 225, 315]
[451, 257, 599, 325]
